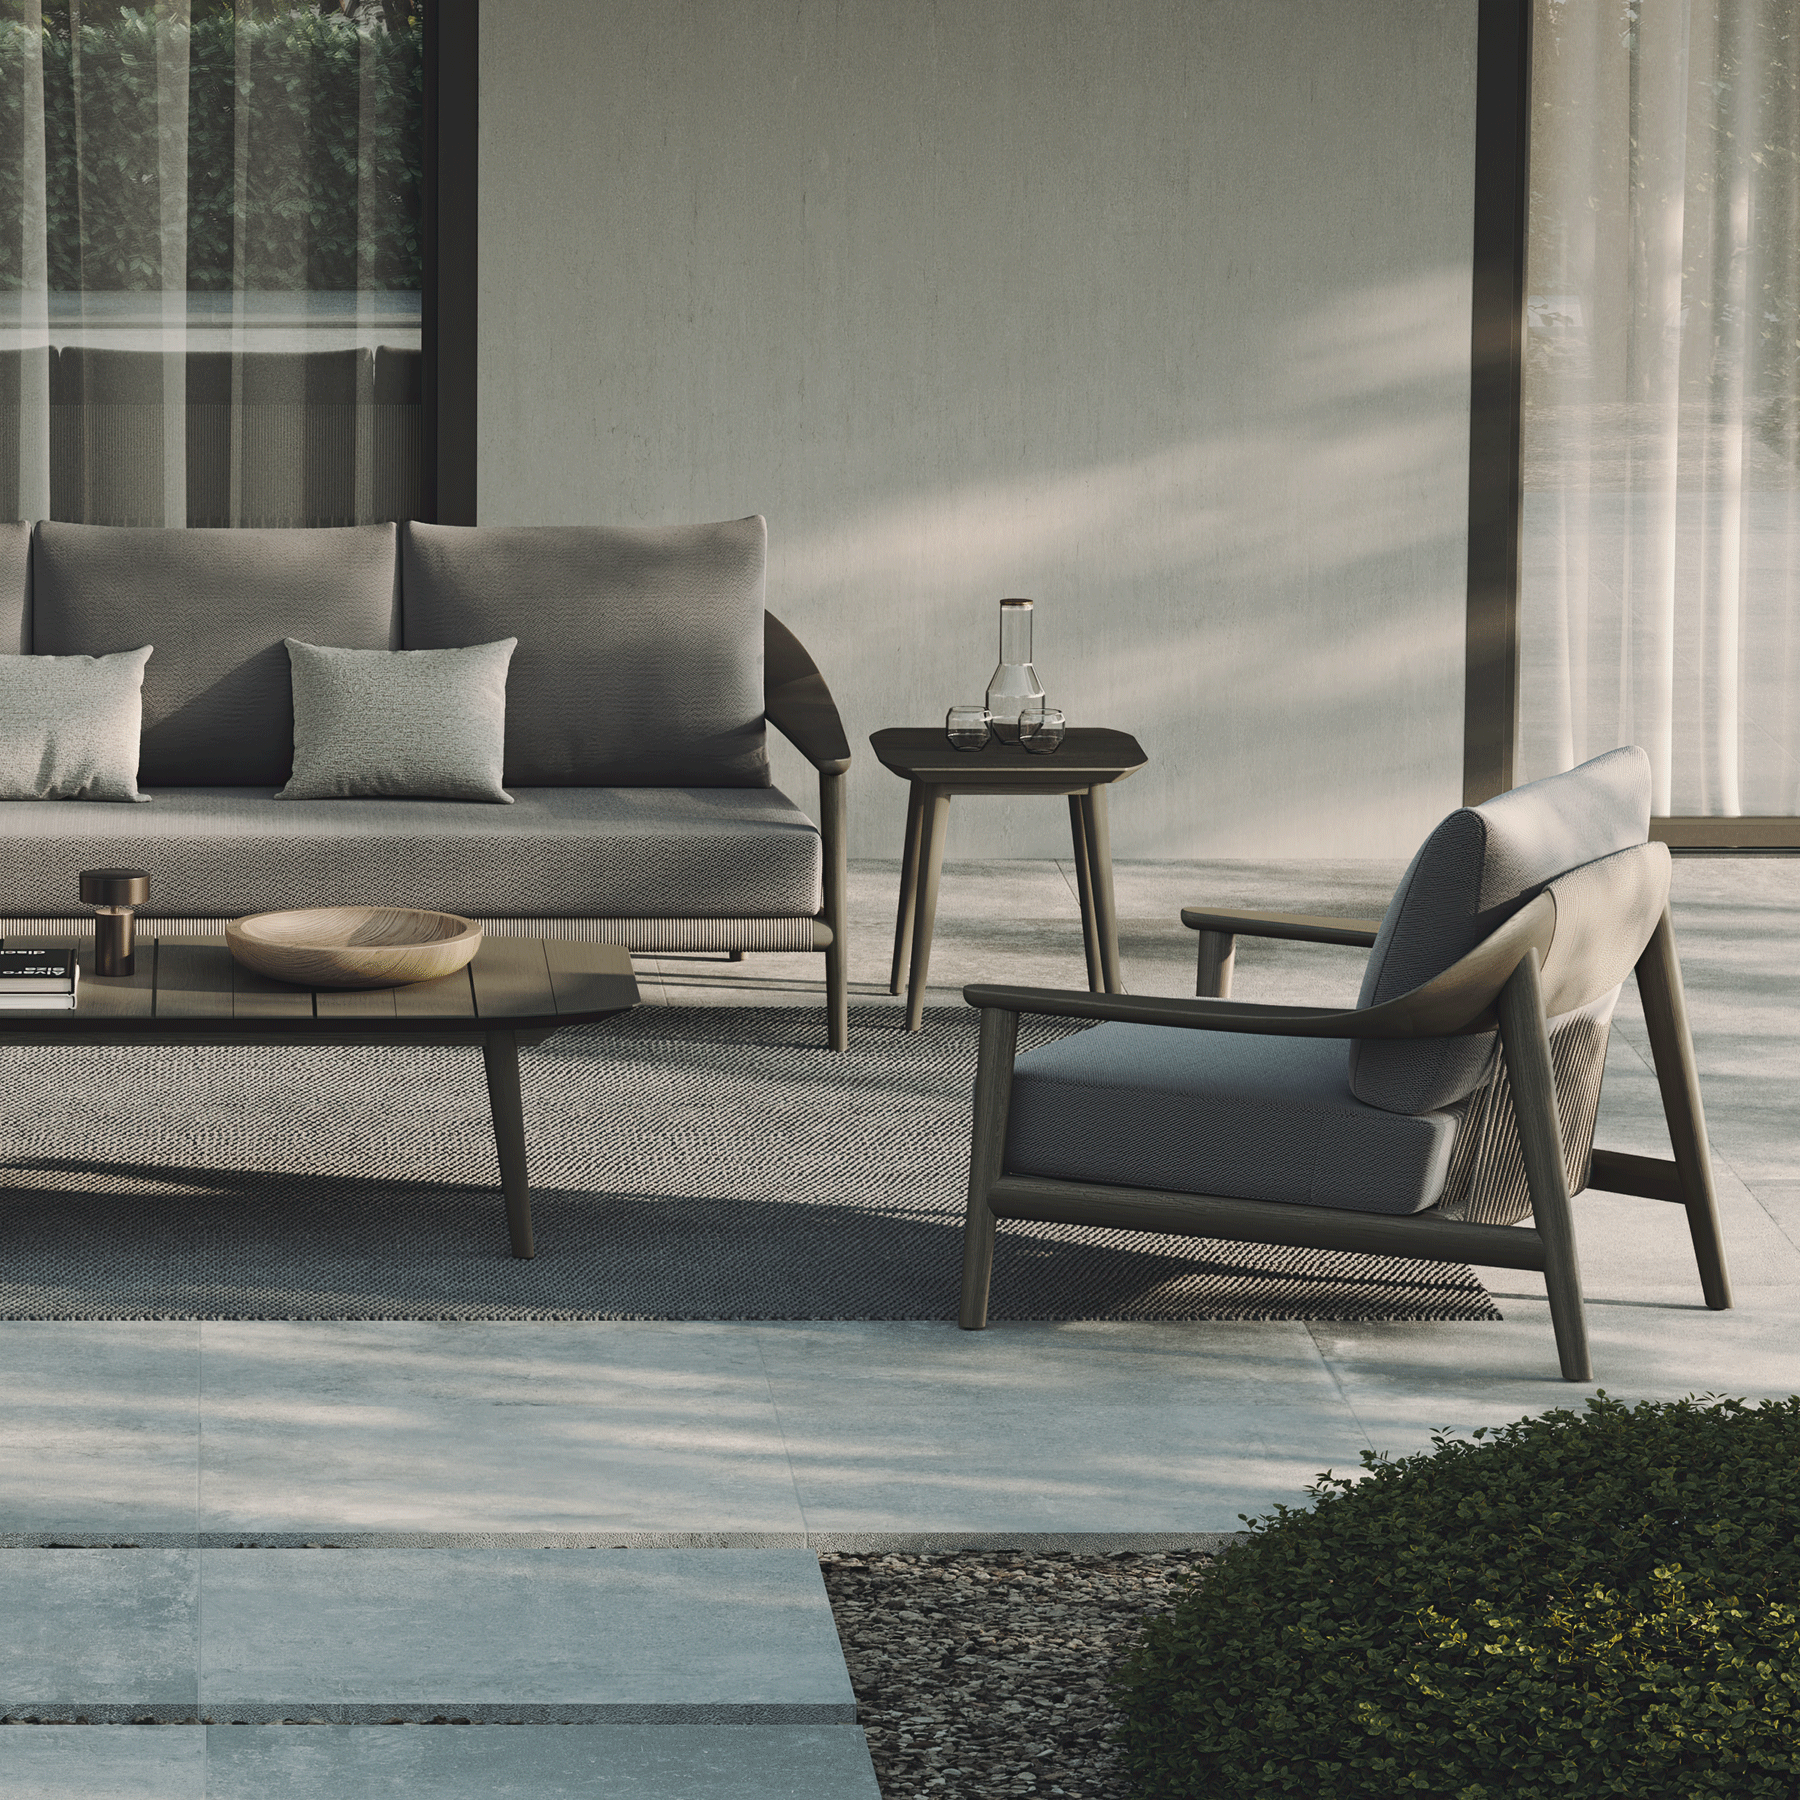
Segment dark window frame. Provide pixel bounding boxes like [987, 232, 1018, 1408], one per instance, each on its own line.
[423, 0, 478, 526]
[1465, 0, 1798, 847]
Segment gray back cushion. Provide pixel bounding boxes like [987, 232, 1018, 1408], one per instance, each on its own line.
[1, 520, 28, 653]
[1348, 746, 1652, 1114]
[30, 522, 399, 786]
[400, 517, 769, 787]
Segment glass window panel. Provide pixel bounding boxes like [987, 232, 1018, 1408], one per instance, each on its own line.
[0, 0, 424, 528]
[1520, 0, 1800, 815]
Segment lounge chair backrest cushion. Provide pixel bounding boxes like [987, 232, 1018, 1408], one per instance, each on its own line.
[1348, 746, 1652, 1114]
[30, 521, 400, 786]
[401, 516, 769, 788]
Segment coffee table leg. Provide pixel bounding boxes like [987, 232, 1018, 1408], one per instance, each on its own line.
[483, 1030, 536, 1259]
[906, 786, 952, 1030]
[1079, 785, 1125, 994]
[1068, 793, 1103, 991]
[891, 782, 926, 995]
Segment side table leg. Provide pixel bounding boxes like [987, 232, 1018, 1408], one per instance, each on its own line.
[1079, 785, 1126, 994]
[906, 787, 953, 1030]
[890, 782, 926, 996]
[483, 1030, 536, 1259]
[1068, 793, 1103, 992]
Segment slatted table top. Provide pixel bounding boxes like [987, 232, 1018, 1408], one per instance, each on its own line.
[0, 935, 640, 1039]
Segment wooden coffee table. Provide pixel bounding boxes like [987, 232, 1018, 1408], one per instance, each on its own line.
[0, 933, 639, 1259]
[869, 727, 1149, 1029]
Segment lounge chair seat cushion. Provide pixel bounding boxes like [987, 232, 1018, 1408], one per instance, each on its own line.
[0, 785, 823, 919]
[1005, 1022, 1459, 1216]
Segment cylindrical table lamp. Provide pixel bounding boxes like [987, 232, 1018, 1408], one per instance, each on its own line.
[79, 868, 151, 977]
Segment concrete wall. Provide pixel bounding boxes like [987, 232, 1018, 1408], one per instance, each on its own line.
[479, 0, 1477, 861]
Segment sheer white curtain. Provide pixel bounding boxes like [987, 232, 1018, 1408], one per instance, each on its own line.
[0, 0, 423, 531]
[1520, 0, 1800, 815]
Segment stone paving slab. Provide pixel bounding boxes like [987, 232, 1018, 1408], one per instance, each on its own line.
[0, 1724, 881, 1798]
[0, 1724, 205, 1798]
[0, 1550, 199, 1715]
[0, 1549, 852, 1724]
[206, 1723, 881, 1798]
[193, 1322, 805, 1537]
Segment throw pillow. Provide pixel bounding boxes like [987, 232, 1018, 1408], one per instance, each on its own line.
[276, 638, 517, 803]
[0, 646, 153, 802]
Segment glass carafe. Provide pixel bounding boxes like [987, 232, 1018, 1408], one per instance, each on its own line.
[985, 598, 1045, 744]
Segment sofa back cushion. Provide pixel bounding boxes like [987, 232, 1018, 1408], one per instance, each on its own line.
[1, 521, 28, 653]
[30, 522, 399, 785]
[1347, 745, 1653, 1115]
[401, 517, 769, 787]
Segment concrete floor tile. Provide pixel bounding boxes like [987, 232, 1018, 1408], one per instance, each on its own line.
[0, 1724, 206, 1798]
[0, 1551, 198, 1712]
[196, 1550, 854, 1722]
[755, 1320, 1370, 1535]
[1311, 1289, 1800, 1462]
[201, 1724, 881, 1798]
[197, 1324, 803, 1535]
[0, 1327, 199, 1536]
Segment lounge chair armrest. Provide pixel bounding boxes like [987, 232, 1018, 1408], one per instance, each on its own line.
[966, 890, 1555, 1042]
[1180, 907, 1382, 948]
[765, 612, 852, 775]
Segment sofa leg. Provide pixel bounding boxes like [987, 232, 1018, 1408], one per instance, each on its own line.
[820, 768, 850, 1051]
[961, 1006, 1019, 1328]
[728, 949, 746, 962]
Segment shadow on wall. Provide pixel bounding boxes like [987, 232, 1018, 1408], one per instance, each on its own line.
[767, 270, 1473, 863]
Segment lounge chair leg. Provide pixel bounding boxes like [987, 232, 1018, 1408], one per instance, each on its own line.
[961, 1006, 1019, 1329]
[1635, 908, 1732, 1310]
[1498, 951, 1591, 1381]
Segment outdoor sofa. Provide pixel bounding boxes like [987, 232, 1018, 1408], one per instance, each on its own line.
[0, 516, 851, 1048]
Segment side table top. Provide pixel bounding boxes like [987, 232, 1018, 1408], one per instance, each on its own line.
[869, 726, 1148, 786]
[0, 935, 640, 1036]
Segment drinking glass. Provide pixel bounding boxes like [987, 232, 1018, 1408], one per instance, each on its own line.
[1018, 704, 1066, 755]
[945, 705, 992, 751]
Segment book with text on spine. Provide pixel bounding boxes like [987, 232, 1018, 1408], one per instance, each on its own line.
[0, 948, 80, 1010]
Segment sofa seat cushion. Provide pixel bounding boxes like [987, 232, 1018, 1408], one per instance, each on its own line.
[1005, 1023, 1460, 1216]
[0, 787, 823, 920]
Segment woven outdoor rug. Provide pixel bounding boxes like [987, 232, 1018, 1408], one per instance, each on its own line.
[0, 1005, 1500, 1323]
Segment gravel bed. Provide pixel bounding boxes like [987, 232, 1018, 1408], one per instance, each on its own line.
[820, 1550, 1212, 1799]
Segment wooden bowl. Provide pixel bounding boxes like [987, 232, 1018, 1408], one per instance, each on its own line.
[226, 907, 483, 989]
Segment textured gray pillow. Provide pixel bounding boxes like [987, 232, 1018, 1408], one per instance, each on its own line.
[276, 638, 517, 803]
[0, 645, 153, 802]
[1348, 746, 1652, 1115]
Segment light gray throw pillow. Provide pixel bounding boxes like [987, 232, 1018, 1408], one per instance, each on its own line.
[276, 638, 517, 803]
[0, 646, 153, 802]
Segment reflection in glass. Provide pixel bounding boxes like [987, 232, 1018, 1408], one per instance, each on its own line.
[0, 1, 426, 528]
[1520, 0, 1800, 815]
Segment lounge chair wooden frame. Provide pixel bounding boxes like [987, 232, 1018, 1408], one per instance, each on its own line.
[960, 844, 1730, 1381]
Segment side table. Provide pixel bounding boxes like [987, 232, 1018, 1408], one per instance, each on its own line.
[869, 727, 1149, 1030]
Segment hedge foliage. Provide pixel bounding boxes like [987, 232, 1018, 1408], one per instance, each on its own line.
[1112, 1394, 1800, 1798]
[0, 4, 421, 292]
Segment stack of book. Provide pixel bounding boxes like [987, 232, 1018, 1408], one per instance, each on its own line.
[0, 948, 80, 1010]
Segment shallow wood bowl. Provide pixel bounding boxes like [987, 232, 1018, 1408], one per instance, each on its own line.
[226, 907, 483, 989]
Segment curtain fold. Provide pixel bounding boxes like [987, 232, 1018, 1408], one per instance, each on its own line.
[0, 1, 422, 532]
[1521, 0, 1800, 816]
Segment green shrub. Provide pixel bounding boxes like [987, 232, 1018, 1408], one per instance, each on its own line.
[1112, 1394, 1800, 1798]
